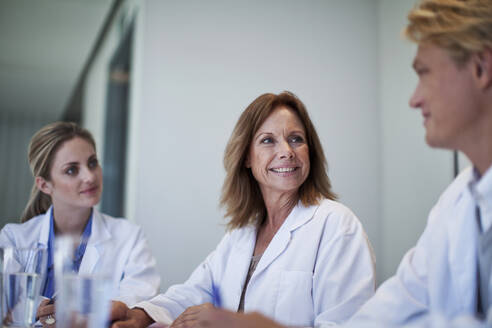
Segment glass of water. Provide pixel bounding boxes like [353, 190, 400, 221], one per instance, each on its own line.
[1, 247, 47, 328]
[54, 236, 113, 328]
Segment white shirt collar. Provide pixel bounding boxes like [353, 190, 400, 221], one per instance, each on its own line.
[468, 165, 492, 233]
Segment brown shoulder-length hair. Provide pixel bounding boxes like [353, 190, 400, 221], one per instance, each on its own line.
[20, 122, 96, 222]
[221, 91, 336, 230]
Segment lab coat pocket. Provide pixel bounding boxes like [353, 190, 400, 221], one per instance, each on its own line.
[275, 270, 314, 327]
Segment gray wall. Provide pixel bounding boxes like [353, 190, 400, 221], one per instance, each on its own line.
[0, 111, 57, 225]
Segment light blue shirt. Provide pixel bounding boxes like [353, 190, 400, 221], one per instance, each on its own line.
[42, 210, 93, 298]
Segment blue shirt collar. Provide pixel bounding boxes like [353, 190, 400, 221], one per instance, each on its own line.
[46, 210, 94, 271]
[43, 210, 93, 298]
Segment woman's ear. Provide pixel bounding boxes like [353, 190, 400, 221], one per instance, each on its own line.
[35, 176, 52, 195]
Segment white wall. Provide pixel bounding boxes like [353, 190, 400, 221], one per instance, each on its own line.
[81, 0, 458, 291]
[377, 0, 454, 280]
[134, 0, 381, 290]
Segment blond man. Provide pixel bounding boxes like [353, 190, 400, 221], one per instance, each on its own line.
[176, 0, 492, 326]
[351, 0, 492, 323]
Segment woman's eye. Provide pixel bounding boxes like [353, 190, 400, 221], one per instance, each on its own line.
[89, 158, 99, 169]
[66, 166, 78, 176]
[289, 135, 304, 143]
[260, 137, 273, 144]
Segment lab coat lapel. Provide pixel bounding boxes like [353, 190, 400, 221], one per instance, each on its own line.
[37, 208, 52, 248]
[78, 209, 111, 275]
[229, 226, 256, 306]
[447, 184, 478, 313]
[252, 202, 317, 278]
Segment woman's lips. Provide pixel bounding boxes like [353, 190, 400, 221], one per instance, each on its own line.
[81, 186, 98, 194]
[269, 167, 299, 176]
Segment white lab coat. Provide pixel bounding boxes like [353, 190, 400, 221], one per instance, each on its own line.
[350, 166, 492, 325]
[0, 207, 160, 307]
[137, 199, 375, 327]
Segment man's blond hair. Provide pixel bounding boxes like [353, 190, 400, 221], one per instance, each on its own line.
[405, 0, 492, 65]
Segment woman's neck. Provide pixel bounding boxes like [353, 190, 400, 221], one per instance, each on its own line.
[261, 191, 298, 232]
[52, 205, 92, 236]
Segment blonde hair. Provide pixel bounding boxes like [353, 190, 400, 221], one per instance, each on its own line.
[405, 0, 492, 65]
[221, 91, 336, 230]
[20, 122, 96, 222]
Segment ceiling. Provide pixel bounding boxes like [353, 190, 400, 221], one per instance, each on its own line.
[0, 0, 112, 119]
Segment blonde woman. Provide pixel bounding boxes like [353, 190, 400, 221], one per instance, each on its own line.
[111, 91, 375, 328]
[0, 122, 160, 326]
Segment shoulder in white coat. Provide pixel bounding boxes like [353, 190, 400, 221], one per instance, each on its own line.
[137, 198, 375, 327]
[0, 208, 160, 307]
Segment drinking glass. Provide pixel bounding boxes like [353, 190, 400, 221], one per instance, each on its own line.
[54, 236, 112, 328]
[1, 247, 47, 328]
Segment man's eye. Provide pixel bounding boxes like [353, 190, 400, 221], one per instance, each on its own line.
[261, 137, 273, 144]
[416, 68, 429, 76]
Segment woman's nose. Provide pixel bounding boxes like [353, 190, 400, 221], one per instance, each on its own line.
[278, 141, 294, 159]
[81, 167, 96, 183]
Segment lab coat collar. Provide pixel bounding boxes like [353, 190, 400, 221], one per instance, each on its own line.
[37, 207, 53, 248]
[78, 208, 111, 275]
[285, 201, 318, 232]
[447, 170, 480, 313]
[251, 201, 318, 279]
[473, 164, 492, 233]
[35, 207, 111, 275]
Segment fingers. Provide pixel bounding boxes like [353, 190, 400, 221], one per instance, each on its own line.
[171, 303, 214, 328]
[39, 313, 56, 328]
[110, 301, 130, 322]
[36, 299, 55, 326]
[195, 308, 237, 328]
[110, 307, 154, 328]
[111, 321, 139, 328]
[170, 319, 198, 328]
[37, 304, 55, 318]
[194, 307, 221, 324]
[36, 299, 50, 320]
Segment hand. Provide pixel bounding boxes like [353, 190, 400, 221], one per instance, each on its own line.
[195, 308, 286, 328]
[170, 303, 214, 328]
[110, 301, 154, 328]
[36, 298, 55, 327]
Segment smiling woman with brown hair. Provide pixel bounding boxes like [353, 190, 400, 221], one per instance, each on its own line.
[220, 91, 337, 231]
[111, 91, 375, 328]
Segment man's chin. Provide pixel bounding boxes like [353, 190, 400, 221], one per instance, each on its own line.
[425, 133, 452, 150]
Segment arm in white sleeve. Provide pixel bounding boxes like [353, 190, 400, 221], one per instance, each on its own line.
[134, 233, 231, 324]
[112, 226, 161, 307]
[313, 212, 376, 327]
[348, 205, 442, 325]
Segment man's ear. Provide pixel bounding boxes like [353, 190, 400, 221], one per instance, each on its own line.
[35, 176, 52, 195]
[472, 49, 492, 89]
